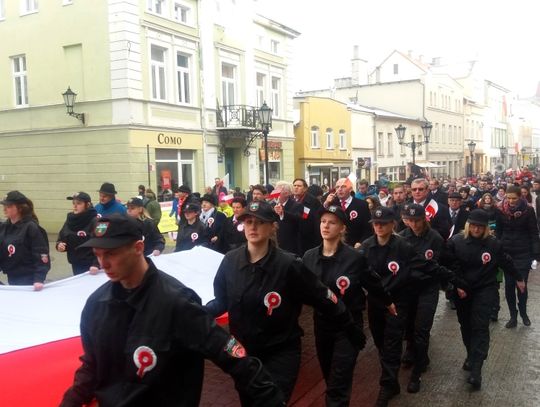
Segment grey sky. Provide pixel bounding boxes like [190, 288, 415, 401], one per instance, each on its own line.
[257, 0, 540, 97]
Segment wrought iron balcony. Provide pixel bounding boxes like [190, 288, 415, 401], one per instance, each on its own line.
[216, 104, 261, 129]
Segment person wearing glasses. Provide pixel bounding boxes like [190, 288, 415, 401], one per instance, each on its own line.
[410, 178, 452, 240]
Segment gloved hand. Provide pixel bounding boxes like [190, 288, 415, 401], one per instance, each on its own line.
[346, 324, 366, 351]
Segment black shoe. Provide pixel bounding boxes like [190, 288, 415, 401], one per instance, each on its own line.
[374, 386, 400, 407]
[449, 300, 456, 310]
[462, 359, 472, 371]
[467, 372, 482, 389]
[490, 313, 498, 322]
[505, 317, 518, 329]
[522, 314, 531, 326]
[407, 375, 421, 393]
[401, 349, 414, 368]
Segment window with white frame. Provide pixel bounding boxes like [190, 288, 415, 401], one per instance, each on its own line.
[221, 63, 236, 105]
[442, 124, 446, 141]
[12, 55, 28, 106]
[434, 123, 439, 143]
[256, 73, 265, 107]
[176, 52, 191, 104]
[271, 76, 280, 117]
[393, 64, 398, 74]
[378, 132, 384, 155]
[151, 45, 167, 101]
[174, 2, 190, 23]
[326, 128, 334, 150]
[339, 129, 346, 149]
[311, 126, 320, 148]
[147, 0, 165, 15]
[387, 132, 393, 156]
[21, 0, 38, 14]
[270, 39, 279, 54]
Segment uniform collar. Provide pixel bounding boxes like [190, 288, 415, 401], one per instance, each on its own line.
[238, 241, 276, 270]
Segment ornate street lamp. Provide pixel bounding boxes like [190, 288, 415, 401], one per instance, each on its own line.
[467, 140, 476, 177]
[395, 121, 431, 165]
[258, 102, 273, 186]
[62, 87, 85, 124]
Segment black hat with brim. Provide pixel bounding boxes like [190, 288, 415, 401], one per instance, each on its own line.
[0, 190, 28, 205]
[237, 201, 279, 223]
[321, 205, 347, 224]
[369, 207, 395, 223]
[98, 182, 117, 195]
[467, 209, 489, 226]
[67, 192, 92, 203]
[77, 214, 143, 249]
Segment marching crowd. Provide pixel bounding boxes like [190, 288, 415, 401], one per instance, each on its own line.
[1, 170, 539, 406]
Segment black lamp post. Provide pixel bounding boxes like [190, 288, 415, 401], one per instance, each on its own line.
[258, 102, 273, 186]
[62, 87, 85, 124]
[467, 140, 476, 177]
[395, 121, 432, 165]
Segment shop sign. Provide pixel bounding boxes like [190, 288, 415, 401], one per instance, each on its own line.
[157, 133, 182, 146]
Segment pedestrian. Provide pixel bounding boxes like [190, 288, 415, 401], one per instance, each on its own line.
[219, 197, 247, 253]
[0, 191, 50, 290]
[200, 193, 227, 252]
[410, 178, 452, 240]
[126, 197, 165, 257]
[95, 182, 126, 216]
[143, 188, 162, 224]
[174, 203, 208, 252]
[495, 185, 540, 328]
[274, 181, 303, 255]
[359, 206, 438, 406]
[212, 177, 228, 197]
[174, 184, 195, 224]
[447, 191, 469, 237]
[217, 192, 234, 218]
[446, 209, 526, 389]
[249, 184, 267, 202]
[303, 205, 394, 406]
[206, 200, 363, 404]
[56, 192, 99, 275]
[292, 178, 322, 255]
[60, 214, 285, 406]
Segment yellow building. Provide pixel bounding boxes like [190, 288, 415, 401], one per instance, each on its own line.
[0, 0, 298, 231]
[294, 97, 353, 187]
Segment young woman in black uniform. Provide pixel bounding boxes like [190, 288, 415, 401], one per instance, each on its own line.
[303, 205, 394, 407]
[206, 201, 362, 404]
[56, 192, 99, 275]
[0, 191, 50, 290]
[446, 209, 525, 389]
[126, 197, 165, 257]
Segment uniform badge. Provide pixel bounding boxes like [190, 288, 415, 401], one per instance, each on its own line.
[191, 232, 199, 242]
[207, 217, 215, 227]
[388, 261, 400, 276]
[514, 211, 522, 218]
[7, 244, 15, 257]
[264, 291, 281, 316]
[94, 222, 109, 237]
[236, 223, 244, 232]
[77, 231, 87, 237]
[349, 210, 358, 220]
[133, 346, 157, 378]
[481, 252, 491, 264]
[223, 336, 247, 358]
[41, 254, 49, 264]
[374, 209, 382, 218]
[249, 202, 260, 211]
[326, 288, 338, 304]
[336, 276, 350, 296]
[425, 249, 433, 260]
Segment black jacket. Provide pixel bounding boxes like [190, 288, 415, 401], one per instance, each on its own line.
[206, 243, 353, 354]
[429, 189, 448, 206]
[219, 216, 247, 253]
[296, 193, 322, 255]
[175, 219, 208, 252]
[202, 209, 227, 253]
[140, 218, 165, 256]
[448, 206, 469, 238]
[57, 209, 98, 268]
[0, 217, 50, 283]
[327, 196, 372, 246]
[446, 233, 522, 291]
[60, 261, 284, 407]
[277, 199, 303, 255]
[420, 199, 452, 240]
[303, 243, 390, 330]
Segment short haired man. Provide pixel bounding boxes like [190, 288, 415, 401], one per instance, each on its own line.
[292, 178, 322, 254]
[273, 181, 303, 255]
[411, 178, 452, 240]
[95, 182, 127, 216]
[355, 179, 370, 200]
[61, 214, 284, 406]
[428, 179, 448, 206]
[250, 184, 267, 202]
[389, 184, 407, 232]
[448, 192, 469, 237]
[219, 197, 247, 253]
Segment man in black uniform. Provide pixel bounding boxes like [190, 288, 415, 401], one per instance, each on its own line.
[60, 214, 284, 407]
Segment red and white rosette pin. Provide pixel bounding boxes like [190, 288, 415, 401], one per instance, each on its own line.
[77, 231, 87, 237]
[7, 244, 15, 257]
[264, 291, 281, 316]
[207, 217, 215, 227]
[349, 210, 358, 220]
[237, 223, 244, 232]
[481, 252, 491, 264]
[388, 261, 400, 276]
[425, 249, 434, 260]
[336, 276, 351, 296]
[191, 232, 199, 242]
[133, 346, 157, 378]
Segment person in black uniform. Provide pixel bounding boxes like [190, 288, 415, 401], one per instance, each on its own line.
[0, 191, 50, 290]
[303, 205, 395, 406]
[445, 209, 525, 389]
[205, 201, 363, 404]
[359, 207, 439, 407]
[323, 177, 372, 248]
[60, 214, 285, 407]
[200, 193, 227, 252]
[292, 178, 322, 255]
[56, 192, 99, 275]
[219, 197, 247, 253]
[126, 197, 165, 257]
[174, 203, 208, 252]
[399, 204, 461, 393]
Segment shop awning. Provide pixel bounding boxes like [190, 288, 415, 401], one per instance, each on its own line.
[307, 162, 334, 167]
[415, 161, 445, 168]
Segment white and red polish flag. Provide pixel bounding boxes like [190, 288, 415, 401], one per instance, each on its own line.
[0, 247, 224, 407]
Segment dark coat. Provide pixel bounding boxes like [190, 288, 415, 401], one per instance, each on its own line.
[140, 218, 165, 256]
[421, 199, 452, 240]
[328, 196, 372, 246]
[57, 209, 98, 268]
[203, 209, 227, 253]
[219, 216, 247, 253]
[429, 189, 448, 206]
[296, 193, 323, 255]
[277, 199, 303, 255]
[448, 206, 469, 238]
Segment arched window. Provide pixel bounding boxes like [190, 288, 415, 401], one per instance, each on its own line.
[310, 126, 320, 148]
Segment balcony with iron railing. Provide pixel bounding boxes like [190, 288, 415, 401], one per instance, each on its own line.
[216, 103, 262, 130]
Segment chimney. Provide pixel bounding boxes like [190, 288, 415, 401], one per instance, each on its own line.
[432, 57, 441, 66]
[536, 81, 540, 98]
[351, 45, 368, 86]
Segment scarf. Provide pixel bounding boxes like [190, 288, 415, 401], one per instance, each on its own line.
[66, 208, 98, 230]
[500, 197, 528, 219]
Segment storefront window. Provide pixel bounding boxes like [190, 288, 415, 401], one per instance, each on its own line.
[155, 148, 195, 201]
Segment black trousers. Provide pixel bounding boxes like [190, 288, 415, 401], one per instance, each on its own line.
[504, 268, 529, 317]
[368, 295, 410, 389]
[7, 273, 34, 285]
[404, 281, 439, 375]
[240, 338, 301, 405]
[455, 285, 498, 366]
[315, 319, 362, 407]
